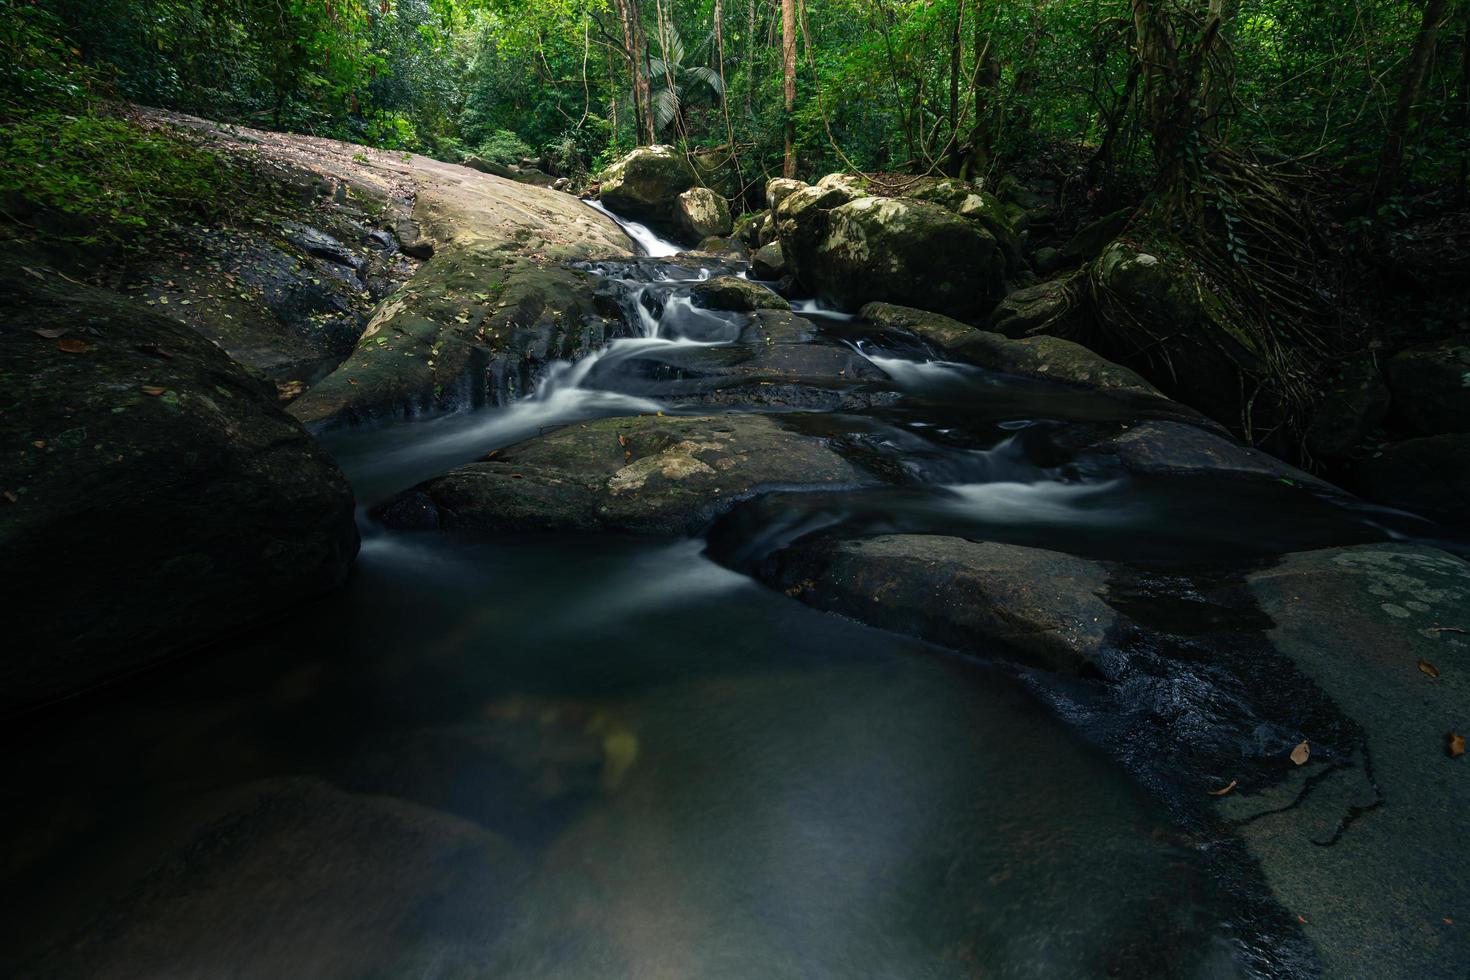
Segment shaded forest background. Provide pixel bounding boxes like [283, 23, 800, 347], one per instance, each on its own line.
[4, 0, 1467, 213]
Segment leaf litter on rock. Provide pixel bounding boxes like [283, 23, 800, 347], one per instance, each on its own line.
[1290, 741, 1311, 766]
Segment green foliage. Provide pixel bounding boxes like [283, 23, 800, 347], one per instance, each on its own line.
[0, 111, 249, 243]
[475, 129, 534, 166]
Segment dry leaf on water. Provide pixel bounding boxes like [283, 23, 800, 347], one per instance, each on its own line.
[140, 385, 166, 396]
[1419, 660, 1440, 679]
[1290, 741, 1311, 766]
[32, 328, 65, 339]
[56, 338, 90, 353]
[1208, 780, 1238, 797]
[1449, 732, 1466, 759]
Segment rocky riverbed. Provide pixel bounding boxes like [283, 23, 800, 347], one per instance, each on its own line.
[3, 133, 1468, 979]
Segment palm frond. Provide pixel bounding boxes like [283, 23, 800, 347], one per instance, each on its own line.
[685, 65, 724, 98]
[653, 86, 680, 131]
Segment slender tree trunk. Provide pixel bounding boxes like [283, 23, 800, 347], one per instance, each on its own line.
[947, 0, 964, 165]
[782, 0, 797, 176]
[746, 0, 757, 115]
[1374, 0, 1450, 204]
[1458, 4, 1469, 206]
[611, 0, 651, 144]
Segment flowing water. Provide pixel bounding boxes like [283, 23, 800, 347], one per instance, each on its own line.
[1, 205, 1450, 979]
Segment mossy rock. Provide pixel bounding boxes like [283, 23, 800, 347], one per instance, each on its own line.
[596, 145, 698, 229]
[0, 255, 357, 713]
[810, 198, 1005, 319]
[689, 275, 790, 312]
[1385, 336, 1470, 436]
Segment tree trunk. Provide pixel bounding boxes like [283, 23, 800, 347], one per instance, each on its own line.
[1374, 0, 1451, 204]
[946, 0, 964, 167]
[611, 0, 652, 144]
[1130, 0, 1221, 211]
[782, 0, 797, 176]
[746, 0, 758, 115]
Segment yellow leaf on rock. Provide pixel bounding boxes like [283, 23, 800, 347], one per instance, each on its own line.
[1449, 732, 1466, 759]
[1419, 660, 1440, 679]
[140, 385, 166, 396]
[1208, 780, 1238, 796]
[56, 338, 89, 353]
[1290, 741, 1310, 766]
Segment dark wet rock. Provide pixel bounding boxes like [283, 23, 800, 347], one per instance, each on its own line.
[513, 167, 556, 187]
[16, 777, 522, 979]
[808, 197, 1005, 319]
[280, 221, 364, 270]
[861, 302, 1164, 400]
[689, 275, 789, 312]
[1306, 357, 1391, 458]
[461, 154, 518, 179]
[773, 179, 866, 283]
[0, 258, 357, 714]
[1033, 246, 1063, 275]
[1061, 208, 1131, 265]
[375, 414, 878, 537]
[765, 177, 806, 212]
[986, 276, 1080, 339]
[1385, 335, 1470, 435]
[1355, 433, 1470, 525]
[392, 217, 436, 259]
[759, 534, 1113, 672]
[1231, 545, 1470, 977]
[596, 145, 697, 229]
[750, 241, 786, 280]
[1087, 420, 1330, 489]
[674, 186, 733, 243]
[290, 250, 614, 431]
[579, 332, 895, 412]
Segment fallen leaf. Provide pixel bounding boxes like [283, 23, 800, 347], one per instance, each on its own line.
[1419, 660, 1440, 679]
[1449, 732, 1466, 759]
[483, 449, 499, 460]
[140, 385, 166, 396]
[31, 440, 45, 449]
[21, 266, 46, 280]
[56, 338, 90, 353]
[348, 378, 358, 385]
[1290, 740, 1311, 766]
[1297, 915, 1308, 925]
[1208, 780, 1238, 796]
[2, 490, 17, 503]
[1445, 918, 1455, 925]
[617, 434, 627, 447]
[32, 328, 65, 339]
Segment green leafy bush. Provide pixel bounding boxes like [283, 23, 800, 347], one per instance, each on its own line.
[474, 129, 533, 168]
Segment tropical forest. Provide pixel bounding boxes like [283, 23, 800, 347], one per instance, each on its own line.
[2, 0, 1468, 976]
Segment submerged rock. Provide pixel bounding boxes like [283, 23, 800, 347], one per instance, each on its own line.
[0, 258, 358, 714]
[375, 414, 878, 537]
[1385, 335, 1470, 435]
[1086, 420, 1330, 489]
[1354, 433, 1470, 525]
[597, 145, 698, 229]
[809, 197, 1005, 319]
[759, 534, 1114, 672]
[674, 186, 733, 243]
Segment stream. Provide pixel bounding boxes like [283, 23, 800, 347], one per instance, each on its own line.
[1, 205, 1449, 979]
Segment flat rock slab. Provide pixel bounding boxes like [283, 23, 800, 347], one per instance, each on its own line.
[758, 534, 1114, 672]
[1225, 545, 1470, 978]
[376, 414, 880, 537]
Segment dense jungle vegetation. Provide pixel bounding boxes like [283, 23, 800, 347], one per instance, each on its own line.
[2, 0, 1468, 449]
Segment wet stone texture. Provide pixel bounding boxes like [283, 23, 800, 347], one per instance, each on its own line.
[375, 414, 882, 537]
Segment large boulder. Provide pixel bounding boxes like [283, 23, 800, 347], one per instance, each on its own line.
[376, 414, 878, 537]
[773, 180, 867, 282]
[765, 177, 807, 212]
[0, 258, 358, 714]
[673, 186, 733, 243]
[596, 145, 698, 228]
[1354, 433, 1470, 525]
[1385, 335, 1470, 435]
[808, 197, 1006, 319]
